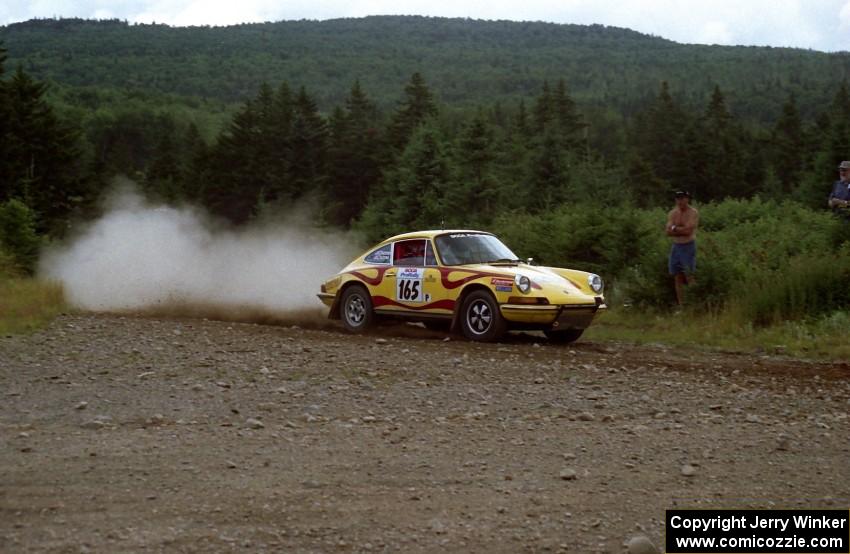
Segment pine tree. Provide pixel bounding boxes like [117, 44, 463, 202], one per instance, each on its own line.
[447, 112, 500, 222]
[3, 66, 83, 234]
[552, 79, 585, 150]
[387, 72, 437, 152]
[686, 85, 751, 200]
[527, 127, 569, 211]
[204, 81, 310, 222]
[797, 82, 850, 207]
[531, 79, 583, 148]
[326, 80, 383, 226]
[831, 81, 850, 121]
[146, 117, 182, 201]
[0, 198, 40, 274]
[179, 123, 208, 201]
[254, 82, 293, 204]
[821, 83, 850, 180]
[515, 99, 530, 139]
[0, 45, 10, 203]
[532, 80, 553, 134]
[260, 82, 295, 204]
[289, 86, 328, 197]
[359, 122, 448, 238]
[632, 81, 689, 190]
[626, 155, 668, 208]
[87, 109, 160, 177]
[206, 93, 264, 222]
[771, 94, 804, 192]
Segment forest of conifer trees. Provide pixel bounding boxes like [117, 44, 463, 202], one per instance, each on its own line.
[2, 22, 850, 318]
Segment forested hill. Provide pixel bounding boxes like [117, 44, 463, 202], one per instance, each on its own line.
[2, 16, 850, 121]
[4, 16, 850, 322]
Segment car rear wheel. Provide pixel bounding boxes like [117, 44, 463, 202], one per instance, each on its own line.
[340, 285, 374, 333]
[544, 328, 584, 344]
[460, 290, 506, 342]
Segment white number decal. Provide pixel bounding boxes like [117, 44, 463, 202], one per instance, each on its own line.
[396, 268, 425, 303]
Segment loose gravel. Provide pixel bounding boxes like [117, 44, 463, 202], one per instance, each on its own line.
[1, 314, 848, 553]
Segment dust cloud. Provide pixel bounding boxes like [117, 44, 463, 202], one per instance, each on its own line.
[39, 184, 359, 326]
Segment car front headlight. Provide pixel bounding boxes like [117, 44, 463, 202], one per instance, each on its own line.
[588, 274, 603, 294]
[514, 274, 531, 294]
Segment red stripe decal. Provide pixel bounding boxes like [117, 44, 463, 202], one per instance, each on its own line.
[345, 266, 536, 299]
[438, 267, 512, 289]
[344, 267, 390, 286]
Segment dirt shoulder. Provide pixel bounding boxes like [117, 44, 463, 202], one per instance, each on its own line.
[1, 314, 848, 553]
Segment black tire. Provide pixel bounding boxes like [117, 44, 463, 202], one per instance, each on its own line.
[423, 320, 451, 333]
[544, 328, 584, 344]
[339, 285, 375, 333]
[459, 290, 506, 342]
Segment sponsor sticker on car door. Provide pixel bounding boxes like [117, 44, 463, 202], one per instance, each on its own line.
[396, 267, 425, 302]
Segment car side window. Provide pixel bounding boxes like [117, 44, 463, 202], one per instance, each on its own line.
[393, 239, 427, 266]
[424, 241, 438, 266]
[364, 244, 392, 265]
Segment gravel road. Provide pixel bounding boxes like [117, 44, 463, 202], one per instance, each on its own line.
[1, 313, 849, 553]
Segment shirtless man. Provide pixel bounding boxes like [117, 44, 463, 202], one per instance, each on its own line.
[666, 191, 700, 306]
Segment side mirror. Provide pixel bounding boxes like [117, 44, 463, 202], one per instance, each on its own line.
[526, 257, 534, 265]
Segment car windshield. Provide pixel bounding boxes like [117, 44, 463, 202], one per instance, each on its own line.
[435, 233, 519, 266]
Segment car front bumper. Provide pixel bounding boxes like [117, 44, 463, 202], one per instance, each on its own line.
[317, 293, 336, 308]
[500, 298, 606, 329]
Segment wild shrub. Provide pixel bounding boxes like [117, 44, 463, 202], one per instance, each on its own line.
[493, 198, 847, 318]
[618, 199, 844, 309]
[0, 246, 21, 279]
[0, 199, 42, 275]
[736, 249, 850, 325]
[492, 203, 663, 278]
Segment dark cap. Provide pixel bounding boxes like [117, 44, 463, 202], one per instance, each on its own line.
[674, 190, 691, 198]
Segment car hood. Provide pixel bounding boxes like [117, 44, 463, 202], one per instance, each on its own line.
[461, 263, 594, 300]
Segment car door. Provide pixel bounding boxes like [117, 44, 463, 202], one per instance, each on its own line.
[380, 239, 449, 316]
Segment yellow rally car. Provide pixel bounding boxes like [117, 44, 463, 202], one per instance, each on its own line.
[317, 230, 606, 343]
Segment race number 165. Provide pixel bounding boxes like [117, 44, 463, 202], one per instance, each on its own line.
[397, 278, 423, 302]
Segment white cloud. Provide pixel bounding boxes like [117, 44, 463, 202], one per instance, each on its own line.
[697, 21, 733, 45]
[132, 0, 288, 26]
[1, 0, 849, 51]
[840, 0, 850, 29]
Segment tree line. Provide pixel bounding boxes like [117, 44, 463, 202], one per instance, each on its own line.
[1, 41, 850, 278]
[127, 70, 849, 238]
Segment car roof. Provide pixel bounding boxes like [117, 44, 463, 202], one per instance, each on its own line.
[381, 230, 494, 243]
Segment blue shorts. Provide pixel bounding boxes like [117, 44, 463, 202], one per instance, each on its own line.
[669, 241, 696, 275]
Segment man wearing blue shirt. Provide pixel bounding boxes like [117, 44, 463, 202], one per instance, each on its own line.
[828, 161, 850, 211]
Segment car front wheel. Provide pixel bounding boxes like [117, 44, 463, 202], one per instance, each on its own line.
[340, 285, 374, 333]
[544, 328, 584, 344]
[460, 290, 506, 342]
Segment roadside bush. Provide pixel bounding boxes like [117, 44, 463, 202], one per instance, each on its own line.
[492, 203, 663, 278]
[0, 246, 21, 279]
[0, 199, 42, 275]
[493, 197, 848, 319]
[735, 248, 850, 326]
[0, 275, 66, 334]
[619, 198, 844, 309]
[0, 241, 66, 335]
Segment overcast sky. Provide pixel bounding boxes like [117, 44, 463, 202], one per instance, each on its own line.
[2, 0, 850, 52]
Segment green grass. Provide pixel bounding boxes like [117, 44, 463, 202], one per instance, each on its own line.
[585, 306, 850, 360]
[0, 276, 66, 335]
